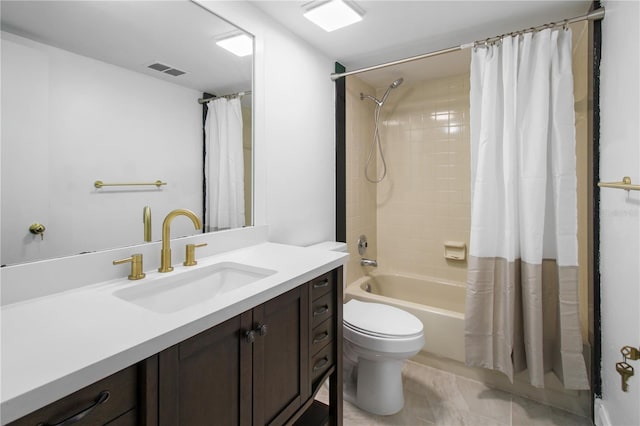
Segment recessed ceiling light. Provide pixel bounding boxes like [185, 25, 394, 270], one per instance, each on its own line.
[303, 0, 363, 32]
[216, 34, 253, 57]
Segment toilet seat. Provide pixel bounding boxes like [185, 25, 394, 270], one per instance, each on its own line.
[343, 299, 423, 338]
[343, 322, 423, 340]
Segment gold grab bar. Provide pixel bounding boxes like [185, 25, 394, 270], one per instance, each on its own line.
[597, 176, 640, 192]
[94, 180, 167, 189]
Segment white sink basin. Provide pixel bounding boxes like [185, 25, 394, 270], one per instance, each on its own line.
[113, 262, 276, 314]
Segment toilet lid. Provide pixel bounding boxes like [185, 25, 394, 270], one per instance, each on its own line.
[343, 299, 423, 338]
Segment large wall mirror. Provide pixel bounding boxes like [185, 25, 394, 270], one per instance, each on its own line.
[1, 1, 253, 266]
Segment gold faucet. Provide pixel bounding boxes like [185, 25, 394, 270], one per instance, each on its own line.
[158, 209, 202, 272]
[143, 206, 152, 242]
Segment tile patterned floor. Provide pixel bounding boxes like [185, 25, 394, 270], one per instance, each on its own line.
[317, 361, 593, 425]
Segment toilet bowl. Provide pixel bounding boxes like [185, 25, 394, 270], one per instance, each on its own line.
[343, 299, 424, 415]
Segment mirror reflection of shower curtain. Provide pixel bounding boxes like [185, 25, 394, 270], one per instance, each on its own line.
[205, 97, 245, 231]
[464, 28, 589, 390]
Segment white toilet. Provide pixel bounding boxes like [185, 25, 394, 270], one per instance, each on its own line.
[343, 299, 425, 415]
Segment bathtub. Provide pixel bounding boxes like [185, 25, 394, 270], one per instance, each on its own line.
[345, 272, 466, 363]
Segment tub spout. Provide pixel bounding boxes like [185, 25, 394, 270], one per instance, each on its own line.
[360, 258, 378, 267]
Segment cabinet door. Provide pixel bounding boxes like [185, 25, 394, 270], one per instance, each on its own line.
[158, 313, 253, 426]
[252, 285, 310, 426]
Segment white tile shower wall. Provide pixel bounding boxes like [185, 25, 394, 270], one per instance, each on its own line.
[375, 74, 471, 283]
[345, 77, 378, 285]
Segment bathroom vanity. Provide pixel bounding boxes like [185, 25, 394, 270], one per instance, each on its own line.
[1, 231, 346, 426]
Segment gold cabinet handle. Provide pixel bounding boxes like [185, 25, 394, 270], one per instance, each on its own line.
[184, 243, 208, 266]
[113, 254, 146, 280]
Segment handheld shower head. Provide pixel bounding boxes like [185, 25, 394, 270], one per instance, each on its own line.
[362, 77, 406, 184]
[360, 78, 405, 106]
[380, 77, 404, 105]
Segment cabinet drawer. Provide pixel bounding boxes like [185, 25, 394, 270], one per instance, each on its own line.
[105, 408, 137, 425]
[310, 272, 333, 300]
[10, 365, 138, 426]
[311, 291, 333, 328]
[311, 317, 334, 355]
[311, 342, 334, 384]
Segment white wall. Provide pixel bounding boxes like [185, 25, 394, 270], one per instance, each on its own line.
[598, 1, 640, 425]
[1, 32, 202, 265]
[197, 1, 336, 247]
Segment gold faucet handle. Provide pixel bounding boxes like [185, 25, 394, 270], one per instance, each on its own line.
[184, 243, 208, 266]
[113, 253, 146, 280]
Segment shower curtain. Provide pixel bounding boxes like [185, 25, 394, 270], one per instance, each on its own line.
[464, 28, 589, 390]
[205, 97, 245, 231]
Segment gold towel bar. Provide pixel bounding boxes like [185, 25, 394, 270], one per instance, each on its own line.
[95, 180, 167, 189]
[597, 176, 640, 191]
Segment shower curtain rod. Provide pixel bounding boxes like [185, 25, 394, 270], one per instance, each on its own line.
[198, 90, 252, 104]
[330, 8, 605, 81]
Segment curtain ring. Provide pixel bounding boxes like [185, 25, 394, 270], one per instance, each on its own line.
[563, 19, 569, 31]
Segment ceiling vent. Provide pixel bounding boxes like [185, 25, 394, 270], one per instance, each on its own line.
[147, 62, 186, 77]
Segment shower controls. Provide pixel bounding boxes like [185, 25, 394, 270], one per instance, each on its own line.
[357, 235, 368, 255]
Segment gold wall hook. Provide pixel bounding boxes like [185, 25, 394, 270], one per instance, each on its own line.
[29, 223, 46, 240]
[617, 344, 640, 392]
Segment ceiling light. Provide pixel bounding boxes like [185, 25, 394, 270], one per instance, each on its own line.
[216, 34, 253, 57]
[303, 0, 363, 32]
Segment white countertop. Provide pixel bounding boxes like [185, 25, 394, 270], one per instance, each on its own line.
[1, 242, 347, 424]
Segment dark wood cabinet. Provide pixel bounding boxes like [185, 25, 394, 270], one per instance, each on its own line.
[9, 268, 342, 426]
[8, 365, 141, 426]
[157, 313, 253, 426]
[253, 285, 310, 425]
[157, 285, 310, 426]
